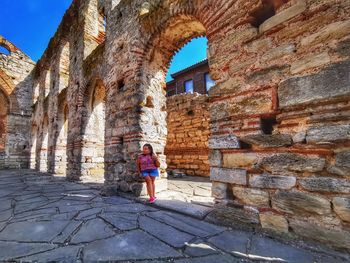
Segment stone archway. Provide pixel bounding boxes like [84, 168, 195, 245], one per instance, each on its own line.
[80, 79, 106, 183]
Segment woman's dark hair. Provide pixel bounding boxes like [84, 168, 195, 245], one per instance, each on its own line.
[143, 143, 154, 155]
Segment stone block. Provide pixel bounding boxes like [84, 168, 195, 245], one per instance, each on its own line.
[290, 52, 330, 74]
[222, 153, 258, 168]
[208, 135, 240, 149]
[259, 212, 289, 233]
[211, 181, 228, 200]
[208, 77, 244, 97]
[240, 134, 292, 148]
[306, 124, 350, 144]
[289, 219, 350, 250]
[279, 61, 350, 108]
[232, 186, 269, 207]
[328, 151, 350, 177]
[250, 174, 296, 189]
[332, 197, 350, 222]
[272, 190, 331, 215]
[258, 153, 325, 173]
[261, 44, 295, 62]
[301, 20, 350, 47]
[209, 150, 222, 167]
[299, 177, 350, 194]
[227, 25, 258, 45]
[259, 1, 307, 33]
[210, 167, 247, 185]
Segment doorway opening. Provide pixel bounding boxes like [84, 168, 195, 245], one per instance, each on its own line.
[141, 16, 214, 207]
[80, 79, 106, 183]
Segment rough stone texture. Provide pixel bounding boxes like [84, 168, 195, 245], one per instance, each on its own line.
[166, 93, 210, 177]
[279, 61, 350, 108]
[332, 197, 350, 222]
[211, 181, 228, 200]
[210, 167, 247, 185]
[272, 190, 331, 215]
[0, 0, 350, 252]
[259, 1, 307, 33]
[306, 124, 350, 144]
[290, 52, 331, 74]
[232, 186, 269, 207]
[250, 174, 296, 189]
[299, 177, 350, 194]
[222, 153, 257, 169]
[240, 134, 292, 148]
[209, 135, 240, 149]
[259, 212, 289, 233]
[328, 151, 350, 177]
[289, 219, 350, 251]
[258, 153, 325, 173]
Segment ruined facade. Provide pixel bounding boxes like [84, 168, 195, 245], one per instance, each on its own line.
[0, 0, 350, 251]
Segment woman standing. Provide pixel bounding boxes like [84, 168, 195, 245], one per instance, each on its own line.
[137, 144, 160, 203]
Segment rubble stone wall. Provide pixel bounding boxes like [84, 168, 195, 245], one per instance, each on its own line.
[165, 93, 210, 177]
[0, 36, 35, 168]
[0, 0, 349, 251]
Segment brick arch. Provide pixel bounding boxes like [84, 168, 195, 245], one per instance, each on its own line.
[0, 69, 15, 97]
[0, 35, 19, 54]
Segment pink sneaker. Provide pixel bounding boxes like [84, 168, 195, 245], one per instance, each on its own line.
[149, 197, 156, 203]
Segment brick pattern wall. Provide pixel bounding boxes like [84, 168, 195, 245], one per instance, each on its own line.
[165, 93, 210, 177]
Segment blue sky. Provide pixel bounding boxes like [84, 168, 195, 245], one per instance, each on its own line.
[0, 1, 207, 80]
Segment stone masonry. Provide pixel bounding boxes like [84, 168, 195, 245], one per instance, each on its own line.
[0, 0, 350, 252]
[166, 93, 210, 177]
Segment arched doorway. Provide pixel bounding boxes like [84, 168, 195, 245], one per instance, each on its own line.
[39, 115, 49, 172]
[54, 103, 68, 176]
[81, 79, 106, 183]
[30, 124, 38, 169]
[133, 14, 215, 202]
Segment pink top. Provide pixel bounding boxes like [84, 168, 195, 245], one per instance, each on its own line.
[138, 154, 157, 171]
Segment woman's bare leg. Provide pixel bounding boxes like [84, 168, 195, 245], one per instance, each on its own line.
[144, 176, 153, 198]
[151, 176, 156, 198]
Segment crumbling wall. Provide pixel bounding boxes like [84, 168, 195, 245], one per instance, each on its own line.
[0, 36, 35, 168]
[166, 93, 210, 177]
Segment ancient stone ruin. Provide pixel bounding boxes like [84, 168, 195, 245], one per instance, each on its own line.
[0, 0, 349, 252]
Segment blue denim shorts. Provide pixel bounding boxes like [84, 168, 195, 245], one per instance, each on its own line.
[141, 169, 159, 177]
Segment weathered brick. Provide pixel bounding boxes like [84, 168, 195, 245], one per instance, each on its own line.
[306, 124, 350, 144]
[240, 134, 292, 148]
[223, 153, 258, 168]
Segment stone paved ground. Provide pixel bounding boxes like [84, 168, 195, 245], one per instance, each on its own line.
[0, 170, 348, 263]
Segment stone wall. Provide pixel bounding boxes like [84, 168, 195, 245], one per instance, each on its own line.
[0, 36, 35, 169]
[165, 93, 210, 177]
[0, 0, 349, 252]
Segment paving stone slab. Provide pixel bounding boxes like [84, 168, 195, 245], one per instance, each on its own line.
[53, 220, 82, 243]
[100, 212, 139, 231]
[153, 199, 213, 219]
[0, 220, 70, 242]
[208, 230, 251, 258]
[184, 239, 219, 257]
[83, 230, 182, 262]
[146, 211, 225, 237]
[103, 203, 158, 213]
[0, 209, 12, 222]
[75, 207, 102, 220]
[0, 241, 56, 261]
[13, 207, 57, 221]
[103, 196, 135, 205]
[174, 254, 243, 263]
[139, 215, 194, 248]
[249, 236, 316, 262]
[70, 218, 115, 244]
[19, 245, 81, 263]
